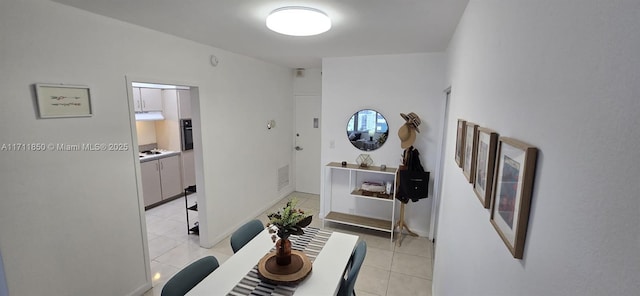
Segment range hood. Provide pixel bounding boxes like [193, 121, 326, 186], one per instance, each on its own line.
[135, 112, 165, 121]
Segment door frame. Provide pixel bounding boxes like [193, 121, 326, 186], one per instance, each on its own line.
[429, 86, 452, 244]
[125, 75, 204, 288]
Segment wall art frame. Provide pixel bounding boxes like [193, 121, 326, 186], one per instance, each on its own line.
[454, 119, 466, 168]
[473, 127, 499, 208]
[489, 137, 538, 259]
[35, 83, 92, 118]
[462, 122, 478, 183]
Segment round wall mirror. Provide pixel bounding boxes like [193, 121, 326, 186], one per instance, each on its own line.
[346, 109, 389, 151]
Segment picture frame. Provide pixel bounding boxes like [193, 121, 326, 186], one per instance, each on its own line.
[454, 119, 466, 168]
[462, 122, 478, 183]
[473, 127, 498, 208]
[35, 84, 92, 118]
[490, 137, 538, 259]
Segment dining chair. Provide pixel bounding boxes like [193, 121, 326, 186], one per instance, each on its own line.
[337, 241, 367, 296]
[161, 256, 219, 296]
[230, 219, 264, 253]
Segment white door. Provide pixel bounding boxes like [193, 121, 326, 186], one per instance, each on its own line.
[294, 95, 321, 194]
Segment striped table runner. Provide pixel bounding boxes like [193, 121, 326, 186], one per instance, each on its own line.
[227, 227, 332, 296]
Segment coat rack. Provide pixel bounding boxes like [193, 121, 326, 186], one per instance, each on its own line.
[395, 148, 419, 246]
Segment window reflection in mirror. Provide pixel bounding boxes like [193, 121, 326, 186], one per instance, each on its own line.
[347, 109, 389, 151]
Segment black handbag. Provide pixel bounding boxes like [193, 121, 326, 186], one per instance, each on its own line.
[397, 170, 430, 203]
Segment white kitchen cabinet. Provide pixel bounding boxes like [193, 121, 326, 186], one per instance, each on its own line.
[322, 162, 397, 242]
[133, 87, 163, 113]
[157, 89, 196, 187]
[140, 88, 163, 112]
[133, 87, 143, 112]
[159, 155, 183, 199]
[157, 89, 187, 151]
[141, 155, 183, 207]
[141, 160, 162, 207]
[177, 89, 191, 119]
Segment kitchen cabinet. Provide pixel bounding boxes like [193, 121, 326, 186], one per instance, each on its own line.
[141, 155, 183, 207]
[159, 155, 182, 199]
[133, 87, 163, 113]
[157, 89, 195, 187]
[141, 161, 162, 207]
[177, 89, 191, 119]
[322, 162, 398, 242]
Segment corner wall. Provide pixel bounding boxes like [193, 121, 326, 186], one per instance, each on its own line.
[434, 1, 640, 295]
[321, 54, 447, 236]
[0, 0, 293, 295]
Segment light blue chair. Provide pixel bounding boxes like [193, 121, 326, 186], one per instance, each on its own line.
[161, 256, 219, 296]
[230, 219, 264, 253]
[337, 241, 367, 296]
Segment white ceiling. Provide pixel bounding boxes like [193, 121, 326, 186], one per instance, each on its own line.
[52, 0, 469, 69]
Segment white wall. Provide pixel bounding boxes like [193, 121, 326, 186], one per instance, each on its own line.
[434, 1, 640, 295]
[136, 121, 158, 145]
[0, 0, 293, 295]
[0, 251, 6, 296]
[293, 68, 322, 95]
[197, 44, 295, 247]
[322, 54, 447, 236]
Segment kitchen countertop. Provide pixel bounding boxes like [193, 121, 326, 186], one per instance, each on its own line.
[139, 150, 180, 163]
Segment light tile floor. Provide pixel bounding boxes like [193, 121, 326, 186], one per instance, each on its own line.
[143, 192, 433, 296]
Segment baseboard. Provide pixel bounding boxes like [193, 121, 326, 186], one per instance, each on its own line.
[199, 194, 291, 249]
[127, 282, 152, 296]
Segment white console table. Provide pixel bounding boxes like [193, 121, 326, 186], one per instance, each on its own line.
[322, 162, 397, 242]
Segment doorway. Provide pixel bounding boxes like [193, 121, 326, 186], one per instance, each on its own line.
[430, 86, 451, 246]
[125, 77, 204, 289]
[294, 95, 321, 194]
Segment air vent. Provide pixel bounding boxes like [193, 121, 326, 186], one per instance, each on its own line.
[278, 165, 289, 191]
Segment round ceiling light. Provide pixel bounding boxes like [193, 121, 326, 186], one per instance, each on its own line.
[266, 6, 331, 36]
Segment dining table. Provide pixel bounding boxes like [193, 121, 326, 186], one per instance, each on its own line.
[186, 226, 359, 295]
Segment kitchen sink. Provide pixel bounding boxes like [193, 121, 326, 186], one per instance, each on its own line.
[141, 150, 162, 155]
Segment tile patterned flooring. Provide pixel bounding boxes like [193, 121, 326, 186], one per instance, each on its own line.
[143, 192, 433, 296]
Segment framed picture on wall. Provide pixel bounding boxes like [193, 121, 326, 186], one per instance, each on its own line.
[35, 84, 92, 118]
[462, 122, 478, 183]
[490, 137, 538, 259]
[455, 119, 466, 167]
[473, 127, 499, 208]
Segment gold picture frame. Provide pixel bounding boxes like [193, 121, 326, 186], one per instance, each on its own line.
[35, 83, 92, 118]
[490, 137, 538, 259]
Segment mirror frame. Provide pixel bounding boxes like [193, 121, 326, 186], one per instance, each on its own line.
[346, 109, 389, 151]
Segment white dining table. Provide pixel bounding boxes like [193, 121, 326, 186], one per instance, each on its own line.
[186, 228, 359, 296]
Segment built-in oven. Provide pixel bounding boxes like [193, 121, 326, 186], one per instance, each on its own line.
[180, 119, 193, 151]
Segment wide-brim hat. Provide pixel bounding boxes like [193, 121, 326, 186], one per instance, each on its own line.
[401, 112, 421, 133]
[398, 123, 416, 149]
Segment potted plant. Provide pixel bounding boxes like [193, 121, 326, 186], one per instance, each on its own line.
[267, 198, 312, 265]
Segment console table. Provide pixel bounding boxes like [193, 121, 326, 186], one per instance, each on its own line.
[322, 162, 397, 242]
